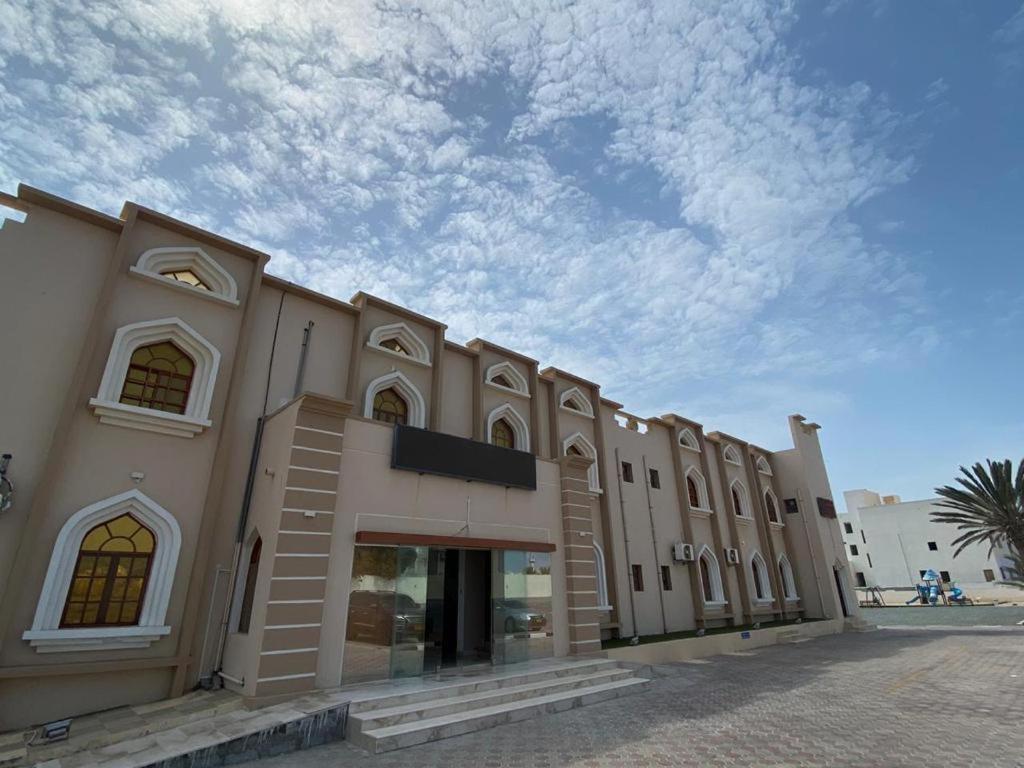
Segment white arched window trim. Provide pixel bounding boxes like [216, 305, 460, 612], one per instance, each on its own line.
[594, 543, 612, 611]
[88, 317, 221, 438]
[562, 431, 601, 493]
[484, 361, 530, 397]
[756, 455, 773, 475]
[778, 553, 799, 601]
[130, 246, 240, 306]
[366, 322, 431, 366]
[764, 487, 783, 526]
[678, 428, 700, 451]
[363, 369, 427, 428]
[749, 550, 773, 603]
[697, 544, 726, 607]
[730, 479, 752, 519]
[486, 402, 530, 452]
[685, 466, 712, 513]
[722, 444, 742, 465]
[558, 386, 594, 418]
[23, 489, 181, 653]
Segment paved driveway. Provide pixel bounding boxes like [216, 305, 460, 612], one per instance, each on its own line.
[254, 628, 1024, 767]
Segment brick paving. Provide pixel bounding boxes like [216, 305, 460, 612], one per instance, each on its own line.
[252, 628, 1024, 767]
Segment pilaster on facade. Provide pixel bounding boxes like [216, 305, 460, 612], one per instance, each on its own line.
[558, 455, 602, 656]
[707, 435, 751, 624]
[743, 447, 785, 619]
[663, 417, 704, 625]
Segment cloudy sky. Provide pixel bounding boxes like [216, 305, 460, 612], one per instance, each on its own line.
[2, 1, 1022, 507]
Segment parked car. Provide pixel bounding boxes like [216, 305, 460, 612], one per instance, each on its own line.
[494, 598, 547, 635]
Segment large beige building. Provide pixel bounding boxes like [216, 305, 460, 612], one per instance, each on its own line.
[0, 184, 857, 731]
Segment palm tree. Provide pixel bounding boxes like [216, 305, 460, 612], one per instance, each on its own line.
[932, 459, 1024, 579]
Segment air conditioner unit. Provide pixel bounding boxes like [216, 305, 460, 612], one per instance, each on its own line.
[725, 547, 740, 565]
[672, 542, 695, 562]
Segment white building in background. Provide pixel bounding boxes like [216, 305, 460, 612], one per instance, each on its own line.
[840, 489, 1016, 589]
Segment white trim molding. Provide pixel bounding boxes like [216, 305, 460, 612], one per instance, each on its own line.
[363, 369, 427, 428]
[593, 543, 612, 611]
[130, 246, 239, 306]
[778, 553, 799, 601]
[484, 361, 530, 397]
[563, 432, 601, 493]
[755, 455, 773, 475]
[730, 479, 752, 518]
[678, 428, 700, 451]
[722, 444, 742, 466]
[366, 322, 431, 365]
[88, 317, 221, 438]
[23, 490, 181, 653]
[558, 386, 594, 418]
[486, 402, 530, 452]
[749, 550, 774, 603]
[684, 466, 712, 513]
[697, 544, 725, 605]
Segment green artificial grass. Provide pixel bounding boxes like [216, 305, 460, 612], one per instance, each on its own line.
[601, 617, 822, 650]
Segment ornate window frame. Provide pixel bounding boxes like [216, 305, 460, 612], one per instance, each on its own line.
[756, 455, 773, 475]
[484, 361, 530, 397]
[23, 490, 181, 652]
[130, 246, 239, 306]
[778, 553, 799, 601]
[678, 428, 700, 451]
[684, 466, 712, 514]
[730, 479, 752, 519]
[562, 431, 600, 492]
[366, 322, 431, 366]
[749, 550, 774, 604]
[363, 369, 427, 428]
[89, 317, 221, 438]
[722, 444, 742, 466]
[764, 487, 784, 526]
[486, 403, 530, 452]
[558, 386, 594, 418]
[697, 544, 726, 607]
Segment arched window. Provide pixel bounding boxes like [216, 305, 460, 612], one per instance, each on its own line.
[562, 432, 600, 492]
[594, 543, 612, 610]
[372, 387, 408, 425]
[367, 322, 431, 365]
[379, 337, 410, 356]
[566, 444, 583, 456]
[132, 246, 239, 304]
[161, 268, 210, 290]
[237, 537, 262, 633]
[698, 545, 725, 605]
[764, 489, 780, 523]
[722, 444, 742, 465]
[756, 456, 773, 475]
[118, 341, 195, 415]
[778, 554, 799, 601]
[61, 513, 155, 628]
[559, 386, 594, 417]
[685, 467, 711, 511]
[491, 418, 514, 449]
[749, 551, 772, 602]
[485, 361, 530, 396]
[678, 428, 700, 451]
[731, 480, 751, 518]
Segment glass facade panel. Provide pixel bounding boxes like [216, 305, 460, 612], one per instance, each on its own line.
[389, 547, 429, 679]
[342, 546, 398, 685]
[492, 550, 553, 665]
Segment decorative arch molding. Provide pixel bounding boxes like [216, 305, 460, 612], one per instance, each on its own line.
[367, 322, 431, 365]
[697, 544, 726, 606]
[131, 246, 240, 306]
[748, 550, 773, 603]
[722, 444, 742, 465]
[764, 487, 782, 525]
[484, 361, 530, 397]
[89, 317, 221, 438]
[594, 542, 612, 611]
[756, 456, 773, 475]
[730, 479, 752, 518]
[684, 466, 712, 513]
[23, 489, 182, 652]
[562, 431, 600, 492]
[678, 428, 700, 451]
[558, 386, 594, 418]
[778, 553, 799, 601]
[486, 402, 530, 452]
[363, 369, 427, 428]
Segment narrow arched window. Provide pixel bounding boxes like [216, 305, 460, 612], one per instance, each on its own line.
[61, 513, 155, 627]
[491, 418, 515, 449]
[732, 487, 743, 517]
[765, 492, 779, 523]
[699, 556, 714, 603]
[687, 476, 700, 509]
[161, 268, 210, 291]
[237, 537, 261, 633]
[119, 341, 195, 414]
[372, 387, 408, 425]
[751, 560, 765, 600]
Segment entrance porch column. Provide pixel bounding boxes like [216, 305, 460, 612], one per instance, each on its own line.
[558, 455, 602, 655]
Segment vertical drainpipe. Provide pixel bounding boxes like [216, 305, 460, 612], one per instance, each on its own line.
[293, 320, 314, 397]
[642, 454, 668, 634]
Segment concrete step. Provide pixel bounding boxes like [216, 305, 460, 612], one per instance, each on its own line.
[349, 658, 621, 714]
[349, 667, 636, 734]
[352, 676, 650, 754]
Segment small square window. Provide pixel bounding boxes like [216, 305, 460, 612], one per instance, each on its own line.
[855, 572, 867, 587]
[631, 564, 644, 591]
[940, 570, 951, 583]
[927, 541, 938, 551]
[843, 522, 853, 534]
[649, 468, 661, 489]
[622, 462, 634, 483]
[849, 544, 858, 556]
[661, 565, 672, 591]
[984, 569, 995, 582]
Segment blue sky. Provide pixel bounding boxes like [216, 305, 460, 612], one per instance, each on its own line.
[1, 0, 1021, 508]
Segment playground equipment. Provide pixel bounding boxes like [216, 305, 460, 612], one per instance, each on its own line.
[904, 570, 973, 606]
